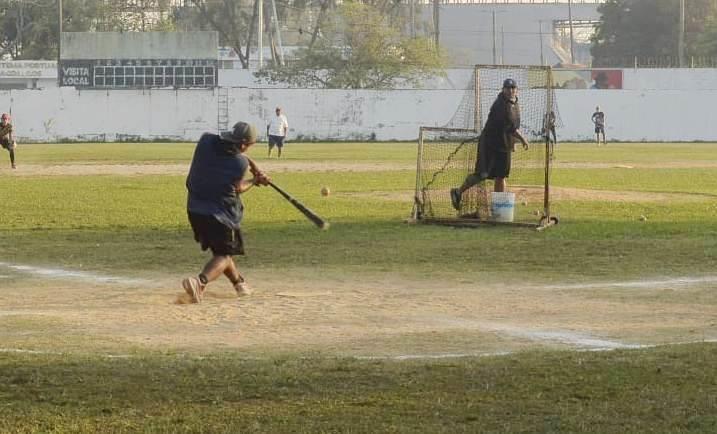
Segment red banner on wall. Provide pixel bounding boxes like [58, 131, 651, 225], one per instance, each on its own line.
[590, 70, 623, 89]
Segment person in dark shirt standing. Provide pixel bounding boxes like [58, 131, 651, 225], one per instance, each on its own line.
[592, 106, 606, 146]
[451, 78, 529, 211]
[545, 110, 557, 157]
[0, 113, 17, 169]
[183, 121, 270, 304]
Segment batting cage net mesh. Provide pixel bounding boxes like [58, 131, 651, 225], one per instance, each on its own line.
[413, 65, 557, 226]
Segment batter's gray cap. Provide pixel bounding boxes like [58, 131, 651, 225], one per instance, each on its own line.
[221, 121, 257, 144]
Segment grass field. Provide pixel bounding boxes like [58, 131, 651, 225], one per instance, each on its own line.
[0, 141, 716, 432]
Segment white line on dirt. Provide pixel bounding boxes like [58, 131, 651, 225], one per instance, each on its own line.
[355, 351, 513, 361]
[1, 340, 715, 362]
[428, 317, 646, 350]
[547, 276, 717, 290]
[0, 348, 63, 355]
[508, 330, 644, 349]
[0, 262, 147, 285]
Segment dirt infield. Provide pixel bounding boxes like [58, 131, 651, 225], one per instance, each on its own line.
[6, 158, 717, 177]
[1, 265, 715, 357]
[343, 187, 713, 203]
[6, 161, 416, 177]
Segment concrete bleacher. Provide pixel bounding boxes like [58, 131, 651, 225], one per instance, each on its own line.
[421, 2, 600, 66]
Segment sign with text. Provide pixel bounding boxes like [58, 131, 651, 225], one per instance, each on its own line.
[0, 61, 57, 79]
[59, 59, 217, 88]
[59, 61, 94, 87]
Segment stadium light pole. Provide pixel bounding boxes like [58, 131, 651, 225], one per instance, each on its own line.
[258, 0, 263, 68]
[678, 0, 685, 67]
[492, 11, 497, 64]
[410, 0, 416, 38]
[57, 0, 62, 86]
[539, 21, 545, 66]
[567, 0, 575, 64]
[433, 0, 440, 48]
[501, 25, 505, 65]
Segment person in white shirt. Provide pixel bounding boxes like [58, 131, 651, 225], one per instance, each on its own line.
[266, 107, 289, 158]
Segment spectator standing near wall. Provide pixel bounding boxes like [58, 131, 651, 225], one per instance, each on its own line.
[545, 110, 557, 157]
[0, 113, 17, 169]
[267, 107, 289, 158]
[591, 106, 606, 146]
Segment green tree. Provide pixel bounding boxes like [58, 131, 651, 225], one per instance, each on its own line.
[591, 0, 717, 66]
[0, 0, 108, 60]
[256, 2, 445, 89]
[176, 0, 258, 69]
[693, 7, 717, 57]
[96, 0, 176, 32]
[0, 0, 178, 60]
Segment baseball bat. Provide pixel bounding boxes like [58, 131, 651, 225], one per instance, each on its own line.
[268, 182, 330, 230]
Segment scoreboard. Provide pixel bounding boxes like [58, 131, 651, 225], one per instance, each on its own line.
[59, 58, 217, 89]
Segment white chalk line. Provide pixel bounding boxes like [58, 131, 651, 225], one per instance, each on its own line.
[354, 351, 513, 361]
[545, 275, 717, 290]
[0, 264, 714, 359]
[0, 262, 148, 285]
[2, 339, 717, 362]
[2, 260, 714, 293]
[508, 329, 643, 349]
[427, 316, 646, 351]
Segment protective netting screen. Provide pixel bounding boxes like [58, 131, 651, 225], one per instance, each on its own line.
[414, 65, 556, 225]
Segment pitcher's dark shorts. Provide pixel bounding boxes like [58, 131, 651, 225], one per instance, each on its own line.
[476, 144, 511, 180]
[0, 138, 14, 150]
[268, 134, 285, 148]
[188, 212, 245, 256]
[595, 126, 605, 134]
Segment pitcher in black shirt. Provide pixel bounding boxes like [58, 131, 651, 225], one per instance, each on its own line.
[451, 78, 529, 211]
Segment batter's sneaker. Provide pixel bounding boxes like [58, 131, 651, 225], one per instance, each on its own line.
[234, 279, 253, 297]
[450, 188, 462, 210]
[182, 277, 205, 303]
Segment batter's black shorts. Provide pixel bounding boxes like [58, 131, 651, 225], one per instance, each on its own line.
[268, 135, 285, 148]
[476, 144, 511, 180]
[188, 212, 245, 256]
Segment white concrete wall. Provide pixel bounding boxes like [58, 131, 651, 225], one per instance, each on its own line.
[4, 68, 717, 143]
[552, 67, 717, 141]
[622, 68, 717, 90]
[555, 90, 717, 142]
[4, 88, 217, 142]
[227, 88, 464, 141]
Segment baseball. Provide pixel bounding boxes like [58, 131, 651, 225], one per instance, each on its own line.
[639, 215, 648, 221]
[321, 186, 330, 196]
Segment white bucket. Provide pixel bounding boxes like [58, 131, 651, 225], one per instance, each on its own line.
[491, 192, 515, 223]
